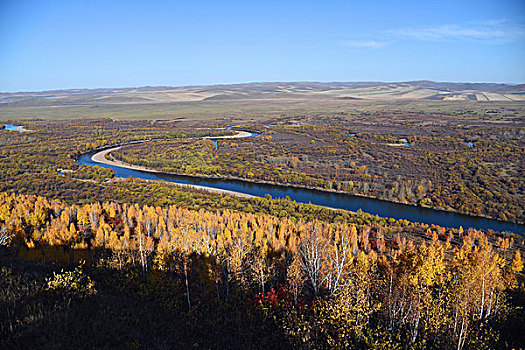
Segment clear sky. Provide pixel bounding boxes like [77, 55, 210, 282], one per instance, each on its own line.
[1, 0, 524, 92]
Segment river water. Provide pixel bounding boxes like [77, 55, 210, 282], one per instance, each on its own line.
[77, 148, 525, 234]
[3, 124, 27, 132]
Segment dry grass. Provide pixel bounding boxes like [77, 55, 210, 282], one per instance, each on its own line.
[1, 81, 524, 122]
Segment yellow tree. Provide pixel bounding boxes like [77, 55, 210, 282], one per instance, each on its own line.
[251, 244, 274, 294]
[448, 232, 506, 350]
[510, 250, 523, 273]
[299, 223, 329, 297]
[327, 250, 374, 339]
[286, 253, 305, 305]
[326, 226, 354, 296]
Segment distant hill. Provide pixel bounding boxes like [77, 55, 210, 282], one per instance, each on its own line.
[1, 81, 524, 107]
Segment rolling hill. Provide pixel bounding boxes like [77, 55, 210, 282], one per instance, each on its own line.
[1, 81, 524, 108]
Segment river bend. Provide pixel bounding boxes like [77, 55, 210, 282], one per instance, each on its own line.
[77, 130, 524, 234]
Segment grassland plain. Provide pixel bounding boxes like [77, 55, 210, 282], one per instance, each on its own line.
[1, 81, 524, 122]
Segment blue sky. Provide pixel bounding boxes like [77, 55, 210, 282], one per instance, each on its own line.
[1, 0, 524, 91]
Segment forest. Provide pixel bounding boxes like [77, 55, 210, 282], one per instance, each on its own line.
[0, 117, 524, 349]
[1, 191, 524, 349]
[2, 0, 525, 346]
[112, 124, 524, 223]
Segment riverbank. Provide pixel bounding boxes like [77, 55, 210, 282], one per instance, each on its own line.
[203, 130, 252, 139]
[91, 130, 257, 199]
[93, 146, 522, 226]
[92, 148, 354, 211]
[91, 129, 254, 175]
[80, 129, 524, 233]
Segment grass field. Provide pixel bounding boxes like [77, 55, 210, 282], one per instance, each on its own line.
[1, 81, 524, 122]
[1, 98, 524, 124]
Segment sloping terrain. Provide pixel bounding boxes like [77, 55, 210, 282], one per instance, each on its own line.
[1, 81, 524, 121]
[1, 81, 523, 107]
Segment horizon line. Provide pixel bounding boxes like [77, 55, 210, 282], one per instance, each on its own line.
[1, 79, 523, 94]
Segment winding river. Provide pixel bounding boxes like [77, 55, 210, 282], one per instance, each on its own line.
[77, 129, 525, 234]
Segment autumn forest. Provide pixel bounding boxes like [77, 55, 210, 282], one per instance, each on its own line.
[1, 109, 524, 349]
